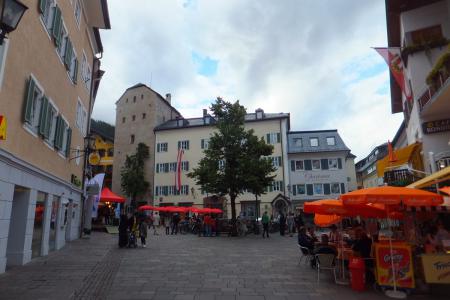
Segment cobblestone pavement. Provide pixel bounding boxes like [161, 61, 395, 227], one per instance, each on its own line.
[0, 230, 444, 300]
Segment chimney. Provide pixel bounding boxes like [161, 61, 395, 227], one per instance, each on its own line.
[165, 93, 171, 104]
[203, 109, 207, 117]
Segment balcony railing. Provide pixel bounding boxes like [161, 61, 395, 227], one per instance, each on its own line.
[418, 54, 450, 111]
[384, 169, 422, 187]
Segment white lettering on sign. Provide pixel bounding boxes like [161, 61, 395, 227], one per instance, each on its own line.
[304, 173, 331, 182]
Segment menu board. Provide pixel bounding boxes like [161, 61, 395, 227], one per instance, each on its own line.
[421, 255, 450, 284]
[375, 243, 415, 289]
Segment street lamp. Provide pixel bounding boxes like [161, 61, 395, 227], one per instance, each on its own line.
[0, 0, 28, 45]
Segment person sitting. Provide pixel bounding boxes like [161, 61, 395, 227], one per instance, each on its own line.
[307, 226, 318, 243]
[329, 224, 341, 244]
[314, 235, 337, 256]
[298, 226, 314, 252]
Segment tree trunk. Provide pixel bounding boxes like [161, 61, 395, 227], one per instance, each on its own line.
[230, 194, 238, 236]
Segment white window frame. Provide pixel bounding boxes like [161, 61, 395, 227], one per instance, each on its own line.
[312, 159, 321, 171]
[267, 132, 280, 144]
[295, 160, 304, 171]
[179, 140, 189, 150]
[24, 75, 45, 134]
[201, 138, 210, 149]
[294, 138, 302, 147]
[313, 183, 323, 195]
[74, 0, 82, 28]
[75, 99, 87, 135]
[326, 136, 336, 146]
[310, 137, 319, 147]
[40, 0, 56, 37]
[57, 22, 69, 64]
[296, 184, 306, 195]
[271, 156, 282, 168]
[58, 116, 70, 157]
[272, 181, 283, 192]
[328, 158, 338, 170]
[0, 39, 9, 91]
[218, 159, 225, 169]
[45, 99, 58, 147]
[69, 47, 78, 84]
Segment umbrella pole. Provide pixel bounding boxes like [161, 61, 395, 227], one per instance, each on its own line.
[335, 220, 349, 285]
[385, 206, 406, 299]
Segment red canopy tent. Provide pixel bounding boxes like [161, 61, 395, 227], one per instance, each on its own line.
[100, 187, 125, 203]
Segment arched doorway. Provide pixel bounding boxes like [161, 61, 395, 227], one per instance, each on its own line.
[271, 194, 291, 219]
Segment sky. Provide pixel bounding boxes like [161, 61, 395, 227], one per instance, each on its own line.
[92, 0, 404, 161]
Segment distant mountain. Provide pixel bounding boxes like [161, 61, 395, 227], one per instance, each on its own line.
[91, 119, 115, 142]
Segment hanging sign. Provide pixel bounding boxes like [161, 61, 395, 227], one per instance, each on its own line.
[88, 152, 101, 165]
[0, 115, 7, 140]
[422, 118, 450, 134]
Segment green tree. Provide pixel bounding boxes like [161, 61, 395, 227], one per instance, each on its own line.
[120, 143, 150, 209]
[188, 98, 275, 235]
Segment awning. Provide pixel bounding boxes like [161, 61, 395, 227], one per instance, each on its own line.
[376, 142, 421, 177]
[100, 187, 125, 203]
[407, 166, 450, 189]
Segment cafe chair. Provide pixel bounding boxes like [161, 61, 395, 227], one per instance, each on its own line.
[298, 245, 313, 265]
[315, 254, 337, 284]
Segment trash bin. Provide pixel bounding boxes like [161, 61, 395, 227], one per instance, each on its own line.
[349, 257, 365, 292]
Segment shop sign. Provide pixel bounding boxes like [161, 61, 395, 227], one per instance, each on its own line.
[421, 255, 450, 284]
[375, 243, 415, 288]
[88, 152, 101, 165]
[0, 115, 7, 140]
[422, 119, 450, 134]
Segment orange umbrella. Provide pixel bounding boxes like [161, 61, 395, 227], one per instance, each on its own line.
[314, 214, 343, 227]
[439, 186, 450, 195]
[303, 199, 389, 219]
[340, 186, 443, 206]
[388, 140, 397, 162]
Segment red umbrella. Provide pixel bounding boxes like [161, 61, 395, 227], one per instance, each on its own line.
[209, 208, 223, 214]
[439, 186, 450, 195]
[165, 206, 188, 213]
[100, 187, 125, 203]
[138, 205, 160, 211]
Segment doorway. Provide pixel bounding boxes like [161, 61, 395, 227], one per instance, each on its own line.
[31, 192, 46, 258]
[49, 196, 59, 252]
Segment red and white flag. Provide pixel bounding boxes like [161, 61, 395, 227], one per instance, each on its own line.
[374, 47, 412, 102]
[175, 148, 184, 192]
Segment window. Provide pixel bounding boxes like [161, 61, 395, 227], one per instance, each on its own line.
[218, 159, 225, 169]
[407, 25, 443, 46]
[141, 94, 144, 99]
[292, 184, 306, 196]
[142, 113, 146, 119]
[313, 184, 323, 195]
[181, 161, 189, 171]
[169, 162, 177, 172]
[39, 0, 56, 33]
[312, 159, 321, 170]
[46, 103, 58, 146]
[328, 158, 338, 169]
[98, 149, 106, 157]
[132, 115, 136, 121]
[331, 183, 340, 194]
[108, 148, 114, 157]
[81, 52, 90, 90]
[181, 185, 189, 195]
[74, 0, 82, 27]
[201, 139, 209, 149]
[267, 181, 284, 192]
[326, 137, 336, 146]
[270, 156, 282, 168]
[295, 160, 304, 170]
[130, 134, 135, 144]
[75, 100, 87, 135]
[122, 117, 126, 123]
[266, 132, 281, 144]
[157, 142, 168, 152]
[57, 24, 68, 61]
[294, 138, 302, 147]
[55, 117, 71, 157]
[133, 96, 136, 103]
[178, 140, 189, 150]
[23, 77, 44, 132]
[310, 137, 319, 147]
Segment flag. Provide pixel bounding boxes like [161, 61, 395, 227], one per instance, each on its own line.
[374, 47, 412, 102]
[175, 148, 184, 192]
[387, 140, 397, 162]
[0, 115, 7, 140]
[89, 173, 105, 218]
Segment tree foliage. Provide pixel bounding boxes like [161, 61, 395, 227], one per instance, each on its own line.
[188, 98, 276, 232]
[120, 143, 150, 208]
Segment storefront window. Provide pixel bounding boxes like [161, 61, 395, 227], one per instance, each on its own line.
[32, 192, 46, 258]
[49, 196, 59, 251]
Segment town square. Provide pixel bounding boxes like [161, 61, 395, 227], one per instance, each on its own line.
[0, 0, 450, 299]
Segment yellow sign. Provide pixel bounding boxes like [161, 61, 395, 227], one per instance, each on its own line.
[0, 115, 7, 140]
[421, 254, 450, 284]
[88, 152, 101, 165]
[375, 243, 415, 288]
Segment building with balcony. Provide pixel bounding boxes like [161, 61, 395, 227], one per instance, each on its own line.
[90, 119, 114, 189]
[153, 109, 290, 218]
[287, 130, 357, 209]
[112, 84, 181, 206]
[355, 143, 388, 188]
[385, 0, 450, 174]
[0, 0, 110, 273]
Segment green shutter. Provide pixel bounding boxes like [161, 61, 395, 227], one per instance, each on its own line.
[38, 96, 49, 136]
[266, 133, 270, 143]
[52, 6, 62, 46]
[280, 181, 284, 191]
[44, 104, 53, 139]
[321, 159, 329, 170]
[292, 185, 297, 196]
[304, 160, 312, 170]
[39, 0, 48, 13]
[340, 183, 345, 194]
[64, 39, 72, 69]
[338, 158, 343, 169]
[23, 77, 36, 123]
[324, 184, 331, 195]
[201, 139, 204, 149]
[276, 133, 281, 143]
[306, 184, 314, 196]
[73, 58, 78, 83]
[65, 127, 72, 157]
[54, 115, 62, 149]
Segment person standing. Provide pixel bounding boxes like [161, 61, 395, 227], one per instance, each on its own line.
[171, 213, 180, 235]
[139, 217, 148, 248]
[164, 214, 171, 235]
[153, 212, 160, 235]
[118, 213, 128, 248]
[262, 211, 270, 238]
[204, 214, 212, 237]
[279, 212, 286, 236]
[287, 213, 295, 237]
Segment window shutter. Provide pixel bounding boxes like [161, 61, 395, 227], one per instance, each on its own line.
[44, 104, 52, 139]
[324, 183, 331, 195]
[277, 133, 281, 143]
[155, 164, 159, 173]
[280, 182, 284, 191]
[178, 141, 181, 149]
[39, 0, 48, 13]
[304, 160, 312, 171]
[186, 140, 190, 150]
[65, 127, 72, 157]
[340, 183, 345, 194]
[186, 161, 189, 171]
[52, 6, 62, 46]
[338, 158, 343, 169]
[201, 139, 204, 149]
[306, 184, 314, 196]
[266, 133, 270, 143]
[73, 58, 78, 83]
[38, 96, 49, 136]
[157, 143, 160, 152]
[290, 160, 295, 171]
[278, 157, 282, 166]
[64, 39, 72, 69]
[54, 116, 61, 149]
[292, 185, 297, 196]
[321, 159, 329, 170]
[23, 78, 35, 123]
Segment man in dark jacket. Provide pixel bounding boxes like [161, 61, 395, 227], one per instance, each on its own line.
[171, 213, 180, 235]
[279, 212, 286, 236]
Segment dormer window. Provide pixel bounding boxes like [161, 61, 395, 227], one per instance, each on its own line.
[204, 116, 210, 124]
[177, 118, 184, 127]
[255, 108, 264, 119]
[326, 137, 336, 146]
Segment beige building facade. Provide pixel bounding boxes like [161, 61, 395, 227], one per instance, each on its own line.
[0, 0, 110, 273]
[112, 84, 181, 205]
[153, 109, 290, 218]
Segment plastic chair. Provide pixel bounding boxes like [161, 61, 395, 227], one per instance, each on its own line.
[298, 245, 313, 265]
[315, 254, 337, 283]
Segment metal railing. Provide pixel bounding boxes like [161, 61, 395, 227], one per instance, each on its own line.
[418, 67, 450, 111]
[384, 169, 422, 187]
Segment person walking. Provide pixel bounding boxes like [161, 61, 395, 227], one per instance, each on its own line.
[261, 211, 270, 238]
[153, 212, 160, 235]
[139, 217, 148, 248]
[164, 214, 171, 235]
[279, 212, 286, 236]
[118, 213, 128, 248]
[171, 213, 180, 235]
